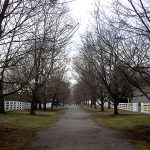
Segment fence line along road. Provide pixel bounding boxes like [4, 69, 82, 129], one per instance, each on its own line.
[141, 103, 150, 113]
[118, 103, 138, 112]
[118, 103, 150, 113]
[4, 101, 52, 111]
[4, 101, 31, 111]
[104, 102, 150, 113]
[4, 101, 150, 114]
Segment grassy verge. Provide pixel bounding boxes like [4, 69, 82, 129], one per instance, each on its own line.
[0, 109, 63, 150]
[83, 106, 150, 150]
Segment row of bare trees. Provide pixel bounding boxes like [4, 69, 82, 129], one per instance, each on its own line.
[73, 0, 150, 115]
[0, 0, 77, 114]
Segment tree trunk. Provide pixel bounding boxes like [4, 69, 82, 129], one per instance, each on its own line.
[101, 99, 104, 112]
[93, 96, 97, 109]
[39, 100, 42, 109]
[90, 100, 93, 107]
[56, 101, 58, 108]
[35, 102, 37, 110]
[43, 92, 47, 111]
[114, 100, 119, 115]
[43, 101, 46, 111]
[30, 100, 36, 115]
[30, 93, 36, 115]
[51, 99, 54, 110]
[0, 98, 5, 114]
[108, 99, 111, 109]
[62, 101, 65, 107]
[0, 79, 5, 114]
[43, 83, 47, 111]
[94, 100, 97, 109]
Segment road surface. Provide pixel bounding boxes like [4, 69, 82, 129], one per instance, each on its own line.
[26, 106, 134, 150]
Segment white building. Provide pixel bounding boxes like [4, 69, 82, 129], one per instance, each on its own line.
[131, 87, 150, 103]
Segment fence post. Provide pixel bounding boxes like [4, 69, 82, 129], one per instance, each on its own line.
[141, 103, 144, 112]
[133, 103, 138, 112]
[4, 101, 6, 111]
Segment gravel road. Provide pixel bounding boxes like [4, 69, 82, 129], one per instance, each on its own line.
[26, 106, 134, 150]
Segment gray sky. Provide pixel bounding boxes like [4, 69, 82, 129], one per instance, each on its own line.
[68, 0, 93, 33]
[67, 0, 113, 84]
[68, 0, 113, 33]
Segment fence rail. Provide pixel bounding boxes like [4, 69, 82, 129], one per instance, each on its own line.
[4, 101, 150, 113]
[103, 102, 150, 113]
[118, 103, 138, 112]
[4, 101, 53, 111]
[4, 101, 31, 111]
[141, 103, 150, 113]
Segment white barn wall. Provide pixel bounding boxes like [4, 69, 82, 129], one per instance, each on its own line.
[131, 87, 150, 103]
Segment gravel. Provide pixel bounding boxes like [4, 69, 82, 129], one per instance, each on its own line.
[26, 106, 134, 150]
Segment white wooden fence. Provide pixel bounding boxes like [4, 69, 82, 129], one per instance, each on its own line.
[4, 101, 31, 111]
[37, 103, 51, 109]
[118, 103, 150, 113]
[46, 103, 51, 108]
[118, 103, 138, 112]
[104, 102, 150, 113]
[141, 103, 150, 113]
[4, 101, 52, 111]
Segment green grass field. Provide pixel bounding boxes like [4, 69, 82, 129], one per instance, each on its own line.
[0, 109, 63, 150]
[83, 106, 150, 150]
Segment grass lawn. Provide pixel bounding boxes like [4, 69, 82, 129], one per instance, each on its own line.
[0, 109, 63, 150]
[83, 106, 150, 150]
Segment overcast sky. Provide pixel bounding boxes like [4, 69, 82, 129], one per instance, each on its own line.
[68, 0, 113, 33]
[68, 0, 93, 33]
[68, 0, 113, 54]
[67, 0, 113, 84]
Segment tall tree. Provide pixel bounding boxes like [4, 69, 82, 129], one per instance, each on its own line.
[19, 1, 77, 115]
[0, 0, 44, 113]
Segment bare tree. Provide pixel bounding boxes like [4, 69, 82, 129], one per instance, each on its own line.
[48, 69, 70, 109]
[110, 0, 150, 100]
[74, 54, 100, 109]
[113, 0, 150, 39]
[0, 0, 46, 113]
[75, 21, 133, 115]
[72, 81, 91, 106]
[19, 1, 77, 115]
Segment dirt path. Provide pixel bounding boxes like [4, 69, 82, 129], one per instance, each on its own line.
[26, 106, 134, 150]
